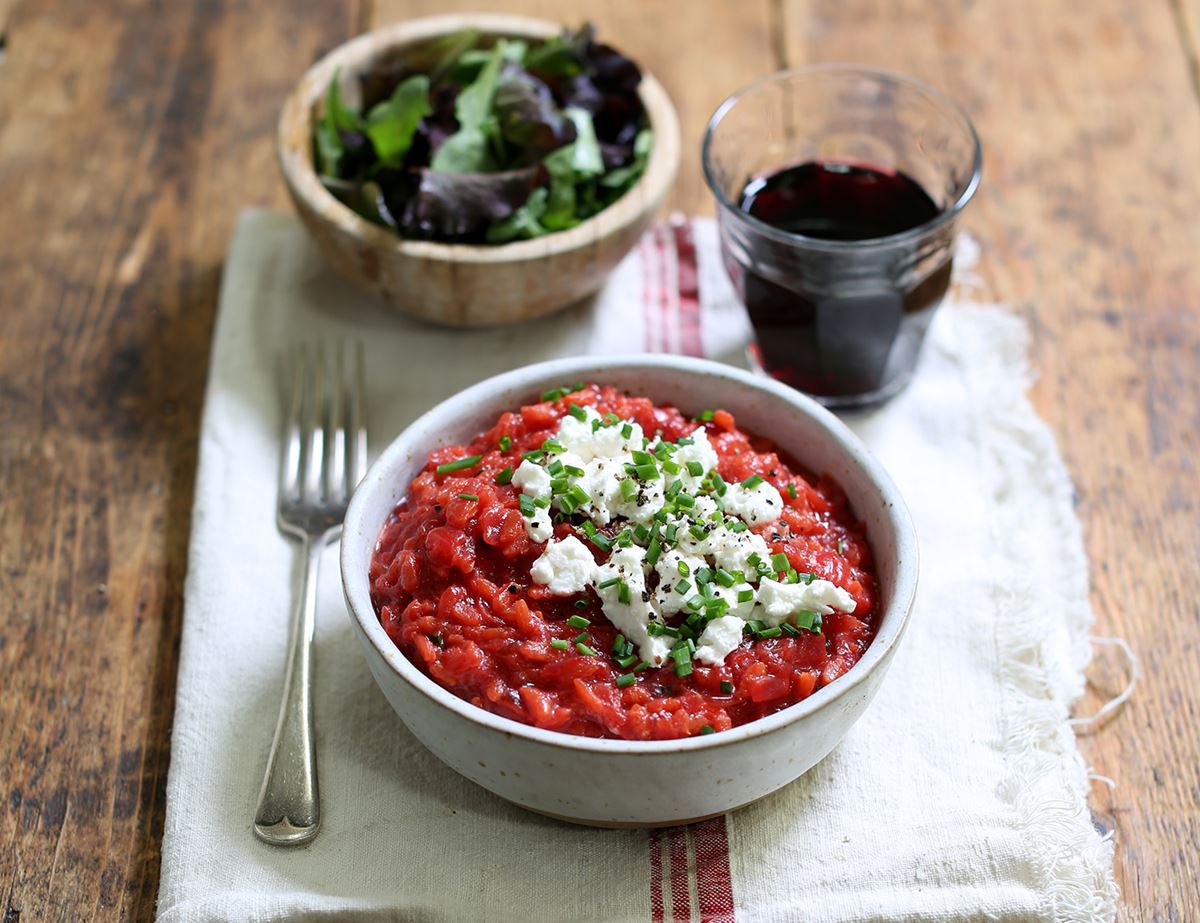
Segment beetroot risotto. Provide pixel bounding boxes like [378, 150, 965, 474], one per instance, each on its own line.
[369, 383, 879, 740]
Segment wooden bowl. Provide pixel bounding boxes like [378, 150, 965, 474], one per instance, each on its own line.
[277, 14, 681, 327]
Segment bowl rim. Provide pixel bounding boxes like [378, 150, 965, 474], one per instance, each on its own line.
[340, 354, 919, 755]
[276, 13, 681, 264]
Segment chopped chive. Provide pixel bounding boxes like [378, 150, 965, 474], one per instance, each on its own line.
[590, 533, 613, 552]
[685, 460, 704, 477]
[662, 459, 682, 475]
[498, 435, 512, 451]
[571, 381, 585, 391]
[677, 560, 691, 576]
[495, 466, 514, 486]
[616, 529, 634, 547]
[696, 409, 715, 422]
[580, 519, 597, 536]
[665, 523, 679, 542]
[634, 660, 652, 671]
[744, 619, 766, 634]
[714, 568, 736, 588]
[676, 579, 692, 595]
[617, 653, 639, 668]
[737, 588, 754, 603]
[547, 459, 565, 475]
[797, 572, 816, 584]
[617, 580, 631, 605]
[794, 610, 822, 632]
[770, 552, 790, 573]
[741, 474, 765, 489]
[695, 567, 714, 585]
[781, 622, 800, 636]
[711, 472, 727, 496]
[540, 386, 570, 401]
[597, 577, 620, 589]
[676, 436, 694, 445]
[617, 672, 636, 688]
[429, 633, 444, 648]
[542, 439, 566, 454]
[787, 482, 797, 499]
[631, 450, 655, 465]
[612, 633, 626, 653]
[619, 479, 638, 502]
[675, 492, 695, 509]
[436, 454, 483, 474]
[646, 539, 662, 566]
[573, 632, 590, 644]
[699, 724, 715, 734]
[456, 493, 479, 501]
[690, 524, 708, 540]
[634, 523, 650, 542]
[550, 638, 569, 650]
[686, 595, 704, 612]
[565, 465, 586, 478]
[566, 614, 590, 630]
[838, 538, 847, 556]
[719, 681, 734, 694]
[518, 495, 536, 517]
[576, 642, 597, 655]
[522, 449, 545, 462]
[575, 599, 589, 610]
[533, 496, 550, 509]
[621, 423, 633, 438]
[729, 520, 748, 533]
[647, 622, 681, 638]
[634, 464, 659, 480]
[567, 403, 587, 421]
[757, 626, 782, 639]
[674, 658, 694, 677]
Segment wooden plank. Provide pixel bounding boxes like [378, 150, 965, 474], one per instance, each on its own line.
[0, 1, 358, 920]
[780, 1, 1200, 920]
[370, 0, 780, 213]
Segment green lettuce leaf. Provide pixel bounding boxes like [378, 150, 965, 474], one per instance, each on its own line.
[315, 69, 363, 177]
[431, 42, 507, 173]
[486, 187, 550, 242]
[364, 75, 431, 167]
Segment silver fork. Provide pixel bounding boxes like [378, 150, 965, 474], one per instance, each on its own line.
[254, 341, 367, 846]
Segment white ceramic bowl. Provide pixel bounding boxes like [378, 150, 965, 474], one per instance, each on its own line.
[340, 356, 918, 826]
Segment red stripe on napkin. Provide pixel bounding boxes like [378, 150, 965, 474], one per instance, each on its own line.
[671, 220, 704, 358]
[693, 818, 736, 922]
[649, 829, 665, 923]
[669, 826, 692, 922]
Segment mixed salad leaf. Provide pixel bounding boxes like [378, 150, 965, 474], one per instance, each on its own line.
[313, 24, 654, 244]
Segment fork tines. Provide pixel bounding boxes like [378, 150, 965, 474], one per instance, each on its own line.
[281, 341, 368, 513]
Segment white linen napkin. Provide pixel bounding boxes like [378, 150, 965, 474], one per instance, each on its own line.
[156, 210, 1117, 922]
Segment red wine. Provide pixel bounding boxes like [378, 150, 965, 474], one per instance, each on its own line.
[728, 161, 952, 403]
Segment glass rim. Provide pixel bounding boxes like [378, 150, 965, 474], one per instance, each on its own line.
[701, 64, 983, 252]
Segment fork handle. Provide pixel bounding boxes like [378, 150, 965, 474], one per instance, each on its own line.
[254, 532, 328, 846]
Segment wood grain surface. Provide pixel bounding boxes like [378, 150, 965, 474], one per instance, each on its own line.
[0, 1, 1195, 920]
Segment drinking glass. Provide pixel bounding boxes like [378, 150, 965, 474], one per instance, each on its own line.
[702, 66, 982, 408]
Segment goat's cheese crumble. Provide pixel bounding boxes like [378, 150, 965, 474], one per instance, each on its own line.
[523, 406, 857, 667]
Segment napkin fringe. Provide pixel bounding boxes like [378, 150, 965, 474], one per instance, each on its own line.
[953, 307, 1119, 922]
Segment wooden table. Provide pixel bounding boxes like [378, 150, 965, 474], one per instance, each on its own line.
[1, 1, 1196, 919]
